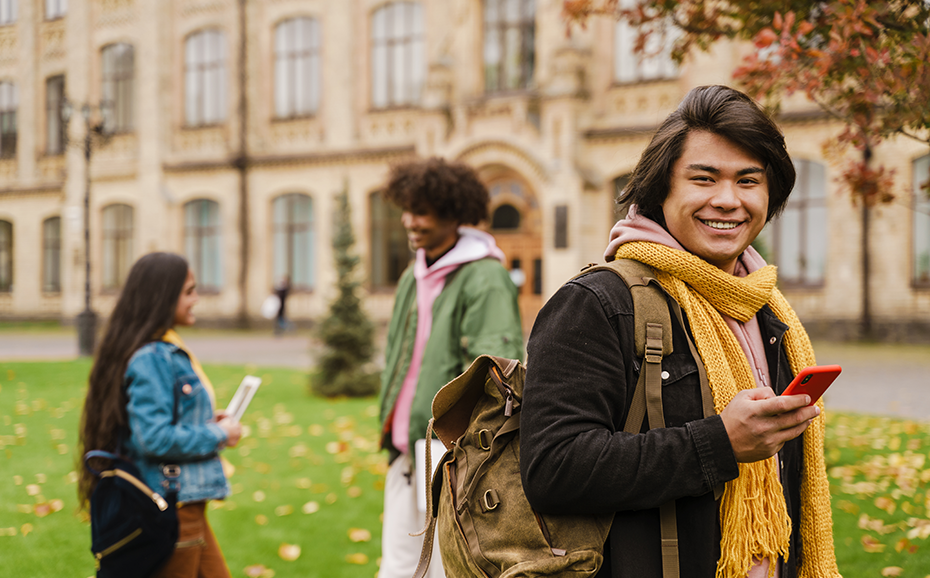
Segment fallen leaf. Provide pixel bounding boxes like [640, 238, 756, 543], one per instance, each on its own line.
[348, 528, 371, 543]
[25, 484, 40, 496]
[35, 473, 47, 483]
[13, 475, 22, 485]
[278, 543, 301, 561]
[255, 515, 268, 526]
[296, 478, 311, 489]
[49, 499, 64, 513]
[243, 565, 275, 578]
[881, 567, 903, 577]
[34, 503, 51, 518]
[862, 535, 885, 553]
[0, 527, 16, 536]
[302, 501, 319, 514]
[274, 505, 293, 517]
[346, 553, 369, 565]
[253, 491, 266, 502]
[326, 493, 338, 504]
[20, 523, 33, 536]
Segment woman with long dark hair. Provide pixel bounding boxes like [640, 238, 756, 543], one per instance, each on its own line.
[79, 252, 241, 578]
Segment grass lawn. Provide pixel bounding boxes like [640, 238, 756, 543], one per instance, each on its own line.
[1, 361, 386, 578]
[2, 361, 930, 577]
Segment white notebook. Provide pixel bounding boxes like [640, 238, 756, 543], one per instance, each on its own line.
[225, 375, 262, 422]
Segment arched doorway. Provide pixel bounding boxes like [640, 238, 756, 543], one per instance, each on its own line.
[486, 175, 543, 338]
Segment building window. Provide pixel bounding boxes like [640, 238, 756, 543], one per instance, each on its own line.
[272, 193, 314, 289]
[371, 2, 424, 109]
[913, 155, 930, 285]
[46, 0, 66, 20]
[483, 0, 536, 93]
[0, 0, 17, 25]
[275, 17, 321, 119]
[42, 217, 61, 293]
[613, 0, 678, 84]
[0, 81, 16, 159]
[102, 204, 133, 290]
[771, 159, 827, 285]
[491, 204, 521, 230]
[185, 30, 227, 126]
[101, 43, 134, 133]
[46, 75, 66, 155]
[370, 192, 411, 288]
[0, 220, 11, 291]
[184, 199, 222, 291]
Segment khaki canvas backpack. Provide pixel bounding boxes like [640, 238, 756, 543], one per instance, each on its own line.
[413, 259, 714, 578]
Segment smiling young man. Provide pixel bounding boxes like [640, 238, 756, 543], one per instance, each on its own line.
[377, 157, 523, 578]
[520, 86, 840, 578]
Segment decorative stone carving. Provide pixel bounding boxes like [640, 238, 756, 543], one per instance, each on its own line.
[180, 1, 228, 18]
[38, 156, 67, 182]
[269, 118, 322, 148]
[0, 160, 15, 182]
[96, 0, 136, 27]
[0, 28, 16, 64]
[173, 126, 230, 156]
[41, 20, 66, 61]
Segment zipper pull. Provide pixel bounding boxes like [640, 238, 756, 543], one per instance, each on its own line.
[504, 391, 514, 417]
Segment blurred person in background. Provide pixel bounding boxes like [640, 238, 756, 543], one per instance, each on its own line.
[79, 252, 242, 578]
[377, 158, 524, 578]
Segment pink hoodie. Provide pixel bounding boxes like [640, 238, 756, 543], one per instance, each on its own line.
[390, 227, 506, 454]
[605, 207, 779, 578]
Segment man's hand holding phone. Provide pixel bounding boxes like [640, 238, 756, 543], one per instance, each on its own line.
[721, 388, 821, 463]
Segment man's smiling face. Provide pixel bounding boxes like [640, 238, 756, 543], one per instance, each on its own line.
[662, 130, 770, 274]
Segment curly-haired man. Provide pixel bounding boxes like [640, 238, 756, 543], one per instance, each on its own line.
[377, 157, 524, 578]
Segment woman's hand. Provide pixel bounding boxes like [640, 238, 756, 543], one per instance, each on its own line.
[217, 417, 242, 448]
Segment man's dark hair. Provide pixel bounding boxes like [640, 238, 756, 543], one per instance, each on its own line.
[383, 157, 489, 225]
[619, 85, 796, 224]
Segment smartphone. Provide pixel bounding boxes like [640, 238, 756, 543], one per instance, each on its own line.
[781, 365, 842, 406]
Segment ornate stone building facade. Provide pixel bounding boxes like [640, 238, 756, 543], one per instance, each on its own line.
[0, 0, 928, 340]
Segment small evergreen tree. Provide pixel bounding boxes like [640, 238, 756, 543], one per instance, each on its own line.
[312, 184, 380, 398]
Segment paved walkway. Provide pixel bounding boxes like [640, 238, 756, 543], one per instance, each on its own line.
[1, 329, 928, 421]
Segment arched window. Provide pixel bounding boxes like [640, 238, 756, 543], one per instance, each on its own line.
[101, 43, 134, 133]
[185, 30, 227, 126]
[371, 2, 424, 108]
[491, 204, 521, 230]
[613, 0, 678, 84]
[0, 219, 11, 292]
[102, 204, 133, 289]
[370, 191, 411, 288]
[46, 75, 65, 155]
[275, 17, 321, 118]
[0, 0, 17, 25]
[184, 199, 222, 290]
[45, 0, 65, 20]
[0, 81, 17, 159]
[913, 155, 930, 285]
[272, 193, 314, 289]
[42, 217, 61, 292]
[770, 159, 827, 285]
[483, 0, 536, 92]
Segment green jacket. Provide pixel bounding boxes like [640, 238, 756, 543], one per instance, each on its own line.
[378, 257, 524, 459]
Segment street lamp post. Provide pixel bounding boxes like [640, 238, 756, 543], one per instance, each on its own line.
[63, 100, 111, 357]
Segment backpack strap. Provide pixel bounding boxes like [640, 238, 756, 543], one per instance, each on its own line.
[576, 259, 684, 578]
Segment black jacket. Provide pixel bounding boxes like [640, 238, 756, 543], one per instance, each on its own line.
[520, 269, 804, 578]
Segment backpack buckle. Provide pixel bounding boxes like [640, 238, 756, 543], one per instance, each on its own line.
[162, 464, 181, 478]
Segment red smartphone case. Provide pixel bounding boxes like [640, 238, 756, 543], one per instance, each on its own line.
[781, 365, 842, 406]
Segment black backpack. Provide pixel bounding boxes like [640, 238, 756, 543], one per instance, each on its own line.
[84, 450, 178, 577]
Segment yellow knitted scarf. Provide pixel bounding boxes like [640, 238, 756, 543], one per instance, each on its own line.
[162, 328, 216, 407]
[615, 242, 839, 578]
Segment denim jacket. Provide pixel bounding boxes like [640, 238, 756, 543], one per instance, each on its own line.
[122, 341, 229, 504]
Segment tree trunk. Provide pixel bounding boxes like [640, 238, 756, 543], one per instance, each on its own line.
[860, 145, 873, 340]
[236, 0, 250, 328]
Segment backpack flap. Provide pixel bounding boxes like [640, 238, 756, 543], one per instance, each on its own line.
[431, 355, 518, 449]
